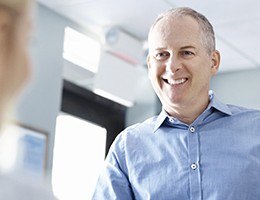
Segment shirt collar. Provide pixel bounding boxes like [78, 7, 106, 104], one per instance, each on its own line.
[207, 91, 232, 116]
[153, 110, 169, 133]
[152, 90, 232, 133]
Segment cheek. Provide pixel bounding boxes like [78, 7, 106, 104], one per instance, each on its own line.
[149, 62, 164, 79]
[193, 66, 212, 87]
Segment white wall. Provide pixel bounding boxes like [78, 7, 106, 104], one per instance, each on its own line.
[211, 68, 260, 110]
[125, 68, 157, 126]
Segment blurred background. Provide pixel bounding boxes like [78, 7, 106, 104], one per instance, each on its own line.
[8, 0, 260, 199]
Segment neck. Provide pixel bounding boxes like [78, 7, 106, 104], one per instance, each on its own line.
[165, 93, 210, 125]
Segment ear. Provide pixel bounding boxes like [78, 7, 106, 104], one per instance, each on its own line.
[210, 50, 220, 76]
[147, 54, 151, 70]
[146, 55, 153, 80]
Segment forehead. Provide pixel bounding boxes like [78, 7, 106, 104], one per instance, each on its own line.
[149, 16, 202, 50]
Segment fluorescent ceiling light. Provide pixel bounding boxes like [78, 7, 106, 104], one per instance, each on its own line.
[63, 27, 101, 73]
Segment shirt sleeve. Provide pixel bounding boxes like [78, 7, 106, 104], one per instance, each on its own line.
[92, 132, 134, 200]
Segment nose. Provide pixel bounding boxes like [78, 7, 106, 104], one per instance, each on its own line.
[165, 55, 181, 74]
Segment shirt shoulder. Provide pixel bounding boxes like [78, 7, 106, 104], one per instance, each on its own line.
[227, 104, 260, 116]
[111, 115, 159, 151]
[225, 104, 260, 128]
[122, 115, 159, 135]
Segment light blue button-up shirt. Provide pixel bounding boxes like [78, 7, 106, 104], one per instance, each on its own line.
[92, 93, 260, 200]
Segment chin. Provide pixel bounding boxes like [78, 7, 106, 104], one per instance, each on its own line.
[166, 92, 184, 103]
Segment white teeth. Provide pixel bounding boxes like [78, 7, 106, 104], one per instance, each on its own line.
[168, 78, 187, 85]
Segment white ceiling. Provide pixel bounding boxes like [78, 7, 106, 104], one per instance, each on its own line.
[38, 0, 260, 73]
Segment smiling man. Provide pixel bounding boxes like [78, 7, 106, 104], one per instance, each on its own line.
[147, 10, 220, 125]
[92, 7, 260, 200]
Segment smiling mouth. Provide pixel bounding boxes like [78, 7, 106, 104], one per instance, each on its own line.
[163, 78, 188, 86]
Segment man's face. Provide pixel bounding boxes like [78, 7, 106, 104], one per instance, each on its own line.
[147, 16, 219, 114]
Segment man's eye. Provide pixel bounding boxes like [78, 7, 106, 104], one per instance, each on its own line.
[181, 51, 195, 57]
[154, 52, 169, 60]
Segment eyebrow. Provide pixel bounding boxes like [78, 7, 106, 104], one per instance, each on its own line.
[153, 45, 196, 51]
[154, 47, 167, 51]
[180, 45, 196, 50]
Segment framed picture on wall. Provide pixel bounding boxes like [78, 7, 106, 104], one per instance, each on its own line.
[1, 123, 48, 177]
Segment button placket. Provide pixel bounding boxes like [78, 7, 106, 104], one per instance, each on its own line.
[188, 124, 202, 198]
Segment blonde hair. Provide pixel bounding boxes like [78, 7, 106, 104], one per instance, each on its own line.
[0, 0, 31, 130]
[0, 0, 29, 13]
[0, 0, 31, 56]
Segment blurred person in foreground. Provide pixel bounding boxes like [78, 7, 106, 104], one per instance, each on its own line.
[0, 0, 55, 199]
[92, 7, 260, 200]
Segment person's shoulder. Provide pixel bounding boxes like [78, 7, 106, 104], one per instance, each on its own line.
[227, 104, 260, 115]
[114, 115, 159, 143]
[123, 115, 159, 134]
[108, 115, 159, 154]
[227, 104, 260, 117]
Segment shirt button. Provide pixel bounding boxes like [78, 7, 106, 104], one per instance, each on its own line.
[191, 163, 197, 170]
[189, 126, 195, 133]
[169, 117, 175, 123]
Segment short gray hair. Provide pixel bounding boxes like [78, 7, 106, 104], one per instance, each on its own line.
[148, 7, 216, 54]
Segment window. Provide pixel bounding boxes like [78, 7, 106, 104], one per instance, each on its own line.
[52, 113, 107, 200]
